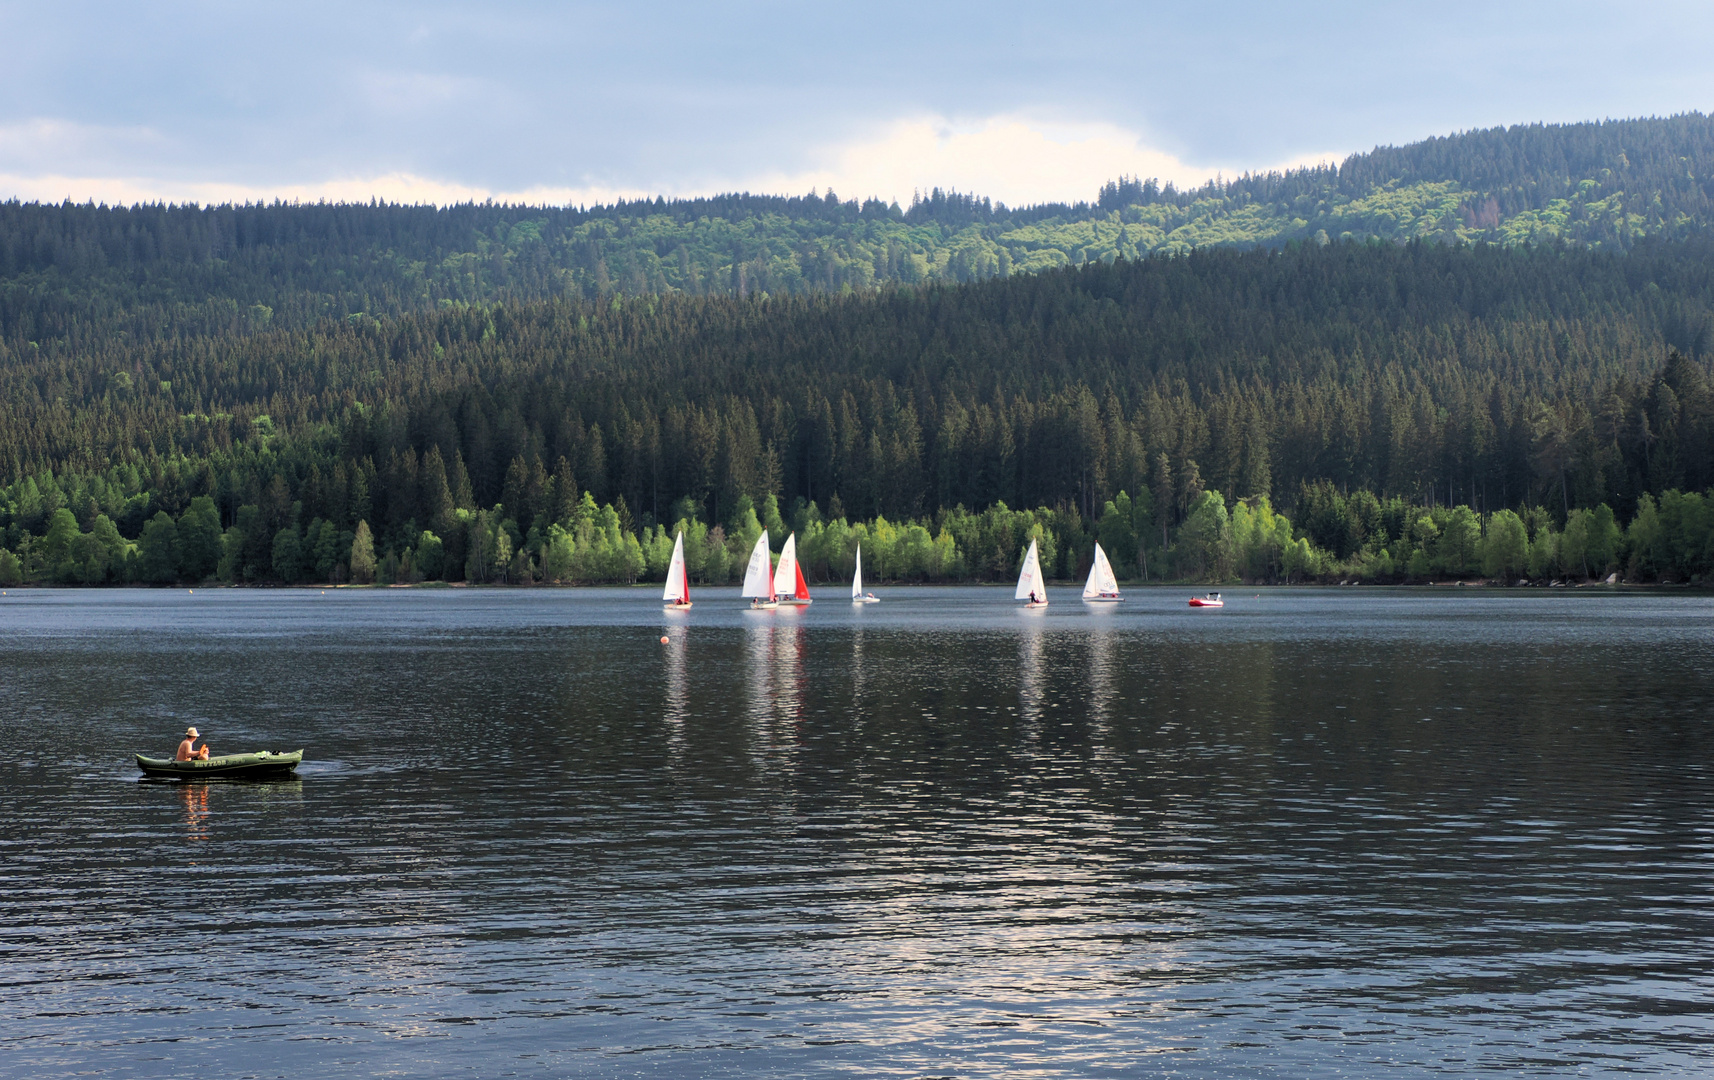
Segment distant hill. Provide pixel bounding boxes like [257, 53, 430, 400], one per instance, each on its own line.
[4, 114, 1714, 346]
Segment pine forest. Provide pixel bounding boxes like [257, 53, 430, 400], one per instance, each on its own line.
[6, 116, 1714, 588]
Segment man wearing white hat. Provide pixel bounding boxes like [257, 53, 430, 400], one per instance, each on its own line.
[176, 727, 211, 762]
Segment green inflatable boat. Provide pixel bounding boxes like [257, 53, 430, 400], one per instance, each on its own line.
[135, 749, 303, 779]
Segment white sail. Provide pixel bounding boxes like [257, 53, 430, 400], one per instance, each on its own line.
[852, 545, 863, 598]
[663, 531, 689, 603]
[1083, 542, 1119, 599]
[1015, 537, 1043, 600]
[773, 533, 799, 598]
[741, 530, 773, 598]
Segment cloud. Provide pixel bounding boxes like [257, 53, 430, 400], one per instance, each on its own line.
[357, 70, 491, 116]
[731, 115, 1341, 208]
[0, 115, 1341, 210]
[0, 119, 173, 175]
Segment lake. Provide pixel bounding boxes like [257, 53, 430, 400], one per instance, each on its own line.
[4, 585, 1714, 1077]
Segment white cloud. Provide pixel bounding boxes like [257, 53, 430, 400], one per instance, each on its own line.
[0, 115, 1343, 209]
[728, 114, 1342, 207]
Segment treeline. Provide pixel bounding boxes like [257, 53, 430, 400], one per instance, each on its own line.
[8, 115, 1714, 353]
[6, 471, 1710, 588]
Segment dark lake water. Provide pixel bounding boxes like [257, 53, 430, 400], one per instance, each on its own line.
[4, 585, 1714, 1078]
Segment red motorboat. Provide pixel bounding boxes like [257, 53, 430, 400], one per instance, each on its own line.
[1188, 592, 1224, 608]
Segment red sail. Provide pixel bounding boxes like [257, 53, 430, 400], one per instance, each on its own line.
[793, 561, 811, 600]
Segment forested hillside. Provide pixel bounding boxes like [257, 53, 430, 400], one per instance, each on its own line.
[5, 237, 1714, 589]
[5, 114, 1714, 347]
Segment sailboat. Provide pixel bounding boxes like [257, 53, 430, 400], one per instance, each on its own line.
[663, 531, 692, 608]
[1016, 537, 1048, 608]
[773, 532, 813, 605]
[1082, 542, 1123, 603]
[851, 543, 879, 603]
[742, 530, 777, 609]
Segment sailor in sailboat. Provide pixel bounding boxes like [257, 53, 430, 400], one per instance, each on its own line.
[851, 543, 879, 603]
[1016, 537, 1049, 608]
[773, 533, 813, 605]
[742, 530, 778, 608]
[1082, 542, 1123, 602]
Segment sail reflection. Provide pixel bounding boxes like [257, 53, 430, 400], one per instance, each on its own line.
[744, 618, 806, 776]
[851, 627, 867, 706]
[774, 618, 805, 726]
[1088, 625, 1116, 728]
[745, 620, 775, 732]
[1018, 620, 1045, 732]
[662, 626, 688, 765]
[1085, 625, 1120, 773]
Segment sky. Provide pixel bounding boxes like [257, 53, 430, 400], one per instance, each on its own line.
[4, 0, 1714, 209]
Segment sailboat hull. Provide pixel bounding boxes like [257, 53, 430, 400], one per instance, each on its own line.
[777, 598, 812, 605]
[664, 601, 693, 609]
[1083, 596, 1124, 603]
[852, 597, 879, 604]
[1023, 601, 1049, 609]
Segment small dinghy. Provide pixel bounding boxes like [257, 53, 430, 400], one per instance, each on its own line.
[1188, 592, 1224, 608]
[851, 544, 879, 603]
[773, 533, 813, 605]
[1082, 542, 1123, 603]
[663, 530, 692, 609]
[1016, 538, 1048, 608]
[742, 531, 778, 609]
[135, 750, 303, 779]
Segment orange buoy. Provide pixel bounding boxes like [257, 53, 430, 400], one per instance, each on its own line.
[660, 635, 670, 644]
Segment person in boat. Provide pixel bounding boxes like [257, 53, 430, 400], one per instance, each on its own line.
[176, 726, 211, 762]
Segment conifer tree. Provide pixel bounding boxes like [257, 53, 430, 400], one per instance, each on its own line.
[450, 453, 476, 511]
[552, 457, 579, 525]
[419, 446, 453, 530]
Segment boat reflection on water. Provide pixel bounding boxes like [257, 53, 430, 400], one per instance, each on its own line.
[746, 619, 807, 773]
[1085, 625, 1121, 775]
[173, 777, 305, 838]
[662, 625, 689, 765]
[745, 620, 774, 730]
[773, 615, 805, 725]
[182, 783, 210, 840]
[850, 627, 867, 705]
[1017, 619, 1045, 733]
[1087, 624, 1116, 728]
